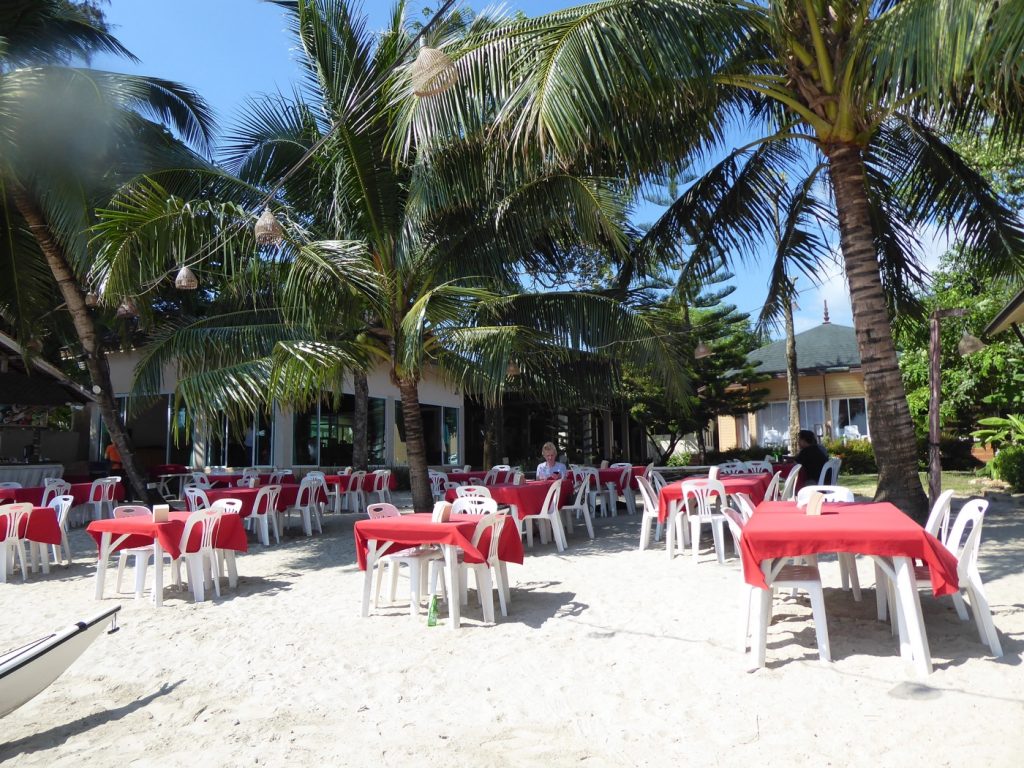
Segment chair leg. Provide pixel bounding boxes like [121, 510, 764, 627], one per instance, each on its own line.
[492, 561, 509, 617]
[838, 553, 863, 601]
[475, 566, 495, 623]
[965, 570, 1003, 656]
[711, 519, 726, 564]
[639, 514, 652, 551]
[581, 506, 594, 540]
[807, 586, 832, 662]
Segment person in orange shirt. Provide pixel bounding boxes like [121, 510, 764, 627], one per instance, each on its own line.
[104, 441, 123, 471]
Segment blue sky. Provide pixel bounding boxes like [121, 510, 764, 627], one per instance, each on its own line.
[90, 0, 934, 336]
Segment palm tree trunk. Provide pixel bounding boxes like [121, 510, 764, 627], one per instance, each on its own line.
[352, 371, 369, 470]
[483, 404, 500, 468]
[785, 290, 800, 454]
[828, 146, 928, 519]
[12, 184, 157, 503]
[397, 377, 433, 512]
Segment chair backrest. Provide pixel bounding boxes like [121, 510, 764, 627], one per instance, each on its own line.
[296, 476, 319, 507]
[721, 506, 745, 544]
[462, 464, 472, 472]
[610, 462, 631, 469]
[41, 479, 71, 506]
[269, 470, 291, 485]
[456, 485, 491, 498]
[191, 472, 212, 488]
[511, 471, 524, 485]
[348, 470, 366, 491]
[779, 464, 802, 500]
[577, 467, 600, 490]
[441, 480, 461, 494]
[764, 471, 782, 502]
[681, 479, 726, 518]
[818, 457, 841, 485]
[48, 495, 74, 526]
[180, 509, 220, 554]
[615, 464, 631, 487]
[539, 479, 563, 517]
[451, 496, 498, 515]
[568, 472, 590, 507]
[747, 460, 772, 474]
[0, 482, 23, 489]
[211, 498, 243, 515]
[101, 477, 120, 503]
[469, 513, 507, 562]
[708, 465, 720, 480]
[732, 492, 756, 522]
[236, 476, 257, 488]
[796, 485, 854, 505]
[635, 475, 658, 513]
[372, 469, 391, 492]
[944, 499, 988, 577]
[184, 486, 211, 512]
[253, 484, 281, 517]
[242, 468, 260, 479]
[0, 503, 32, 542]
[113, 505, 150, 518]
[87, 479, 106, 504]
[649, 470, 668, 493]
[717, 461, 745, 476]
[428, 471, 449, 494]
[491, 464, 512, 472]
[599, 460, 610, 469]
[643, 462, 654, 479]
[924, 489, 956, 544]
[482, 468, 499, 485]
[367, 502, 401, 519]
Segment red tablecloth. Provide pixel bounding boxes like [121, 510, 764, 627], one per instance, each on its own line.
[205, 487, 262, 517]
[741, 501, 958, 596]
[772, 462, 797, 478]
[445, 471, 489, 484]
[87, 511, 248, 561]
[148, 464, 189, 479]
[0, 481, 126, 507]
[354, 512, 523, 570]
[657, 475, 771, 523]
[445, 480, 571, 520]
[0, 506, 62, 545]
[324, 473, 398, 493]
[597, 466, 646, 491]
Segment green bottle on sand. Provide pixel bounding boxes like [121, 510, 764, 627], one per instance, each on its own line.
[427, 594, 438, 626]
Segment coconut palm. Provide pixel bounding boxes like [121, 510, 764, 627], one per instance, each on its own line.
[434, 0, 1024, 516]
[96, 0, 686, 511]
[0, 0, 214, 500]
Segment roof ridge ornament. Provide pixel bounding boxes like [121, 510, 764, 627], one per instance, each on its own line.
[823, 300, 830, 324]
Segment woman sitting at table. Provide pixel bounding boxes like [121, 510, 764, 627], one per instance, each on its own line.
[536, 442, 567, 481]
[794, 430, 828, 488]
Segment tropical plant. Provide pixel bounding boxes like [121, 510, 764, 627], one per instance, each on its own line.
[0, 0, 214, 500]
[434, 0, 1024, 518]
[972, 414, 1024, 450]
[991, 444, 1024, 491]
[98, 0, 687, 512]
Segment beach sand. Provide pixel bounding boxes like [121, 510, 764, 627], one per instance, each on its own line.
[1, 491, 1022, 766]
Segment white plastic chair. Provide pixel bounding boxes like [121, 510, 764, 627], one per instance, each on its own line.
[519, 480, 567, 551]
[560, 474, 594, 540]
[635, 475, 664, 551]
[184, 486, 211, 513]
[429, 471, 449, 502]
[732, 492, 756, 523]
[370, 469, 392, 503]
[190, 472, 212, 489]
[41, 479, 71, 507]
[211, 498, 243, 515]
[250, 484, 281, 546]
[47, 494, 74, 566]
[366, 502, 443, 617]
[794, 485, 861, 600]
[817, 457, 842, 485]
[112, 505, 168, 598]
[429, 512, 511, 622]
[924, 489, 956, 545]
[175, 509, 223, 602]
[482, 468, 500, 485]
[0, 482, 23, 489]
[282, 477, 323, 536]
[343, 470, 367, 513]
[778, 464, 802, 501]
[0, 503, 32, 582]
[578, 467, 612, 518]
[717, 461, 746, 476]
[682, 479, 729, 563]
[455, 485, 491, 499]
[763, 471, 782, 502]
[450, 496, 498, 515]
[608, 463, 635, 515]
[268, 469, 292, 485]
[724, 508, 831, 665]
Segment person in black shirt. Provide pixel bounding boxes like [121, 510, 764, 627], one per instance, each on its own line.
[794, 430, 828, 488]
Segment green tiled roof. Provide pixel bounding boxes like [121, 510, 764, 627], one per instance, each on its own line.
[748, 323, 860, 375]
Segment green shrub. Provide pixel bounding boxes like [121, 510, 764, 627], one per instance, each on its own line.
[991, 445, 1024, 492]
[914, 435, 983, 471]
[824, 438, 877, 474]
[666, 451, 692, 467]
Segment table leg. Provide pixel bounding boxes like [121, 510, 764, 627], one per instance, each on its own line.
[94, 532, 111, 599]
[224, 551, 238, 588]
[750, 561, 773, 668]
[665, 504, 675, 559]
[152, 540, 164, 607]
[893, 556, 932, 676]
[38, 543, 50, 575]
[445, 544, 461, 629]
[361, 541, 379, 617]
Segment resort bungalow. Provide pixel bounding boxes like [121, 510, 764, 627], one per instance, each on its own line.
[716, 315, 869, 452]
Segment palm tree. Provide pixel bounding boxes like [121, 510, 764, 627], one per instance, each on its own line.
[0, 0, 214, 500]
[440, 1, 1024, 517]
[97, 1, 686, 512]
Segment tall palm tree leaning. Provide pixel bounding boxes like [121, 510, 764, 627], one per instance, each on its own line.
[0, 1, 214, 500]
[98, 1, 686, 512]
[444, 0, 1024, 517]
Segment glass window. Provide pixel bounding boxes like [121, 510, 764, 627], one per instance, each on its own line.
[293, 395, 386, 466]
[831, 398, 868, 439]
[756, 400, 825, 447]
[395, 402, 459, 466]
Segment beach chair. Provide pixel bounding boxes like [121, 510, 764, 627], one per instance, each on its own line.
[635, 476, 663, 551]
[371, 469, 392, 504]
[41, 479, 71, 507]
[725, 508, 831, 665]
[250, 484, 281, 546]
[560, 474, 594, 540]
[779, 464, 802, 500]
[47, 494, 74, 567]
[112, 505, 171, 599]
[282, 476, 323, 536]
[924, 489, 956, 545]
[794, 486, 861, 600]
[681, 479, 729, 563]
[763, 471, 782, 502]
[455, 485, 491, 498]
[0, 503, 32, 582]
[429, 512, 510, 622]
[175, 509, 223, 602]
[365, 503, 443, 617]
[184, 486, 211, 513]
[520, 480, 567, 552]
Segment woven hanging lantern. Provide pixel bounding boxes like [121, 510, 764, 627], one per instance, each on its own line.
[174, 265, 199, 290]
[694, 340, 713, 359]
[254, 206, 284, 246]
[410, 46, 457, 97]
[84, 290, 99, 308]
[115, 297, 138, 318]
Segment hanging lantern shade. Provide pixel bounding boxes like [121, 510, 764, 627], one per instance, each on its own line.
[506, 360, 521, 377]
[410, 46, 457, 97]
[254, 206, 284, 246]
[694, 341, 713, 359]
[84, 291, 99, 308]
[958, 331, 986, 355]
[174, 265, 199, 290]
[115, 297, 138, 318]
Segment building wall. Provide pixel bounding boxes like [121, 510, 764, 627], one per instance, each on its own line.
[100, 351, 463, 468]
[716, 370, 868, 451]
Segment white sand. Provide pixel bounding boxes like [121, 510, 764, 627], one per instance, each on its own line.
[2, 491, 1023, 766]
